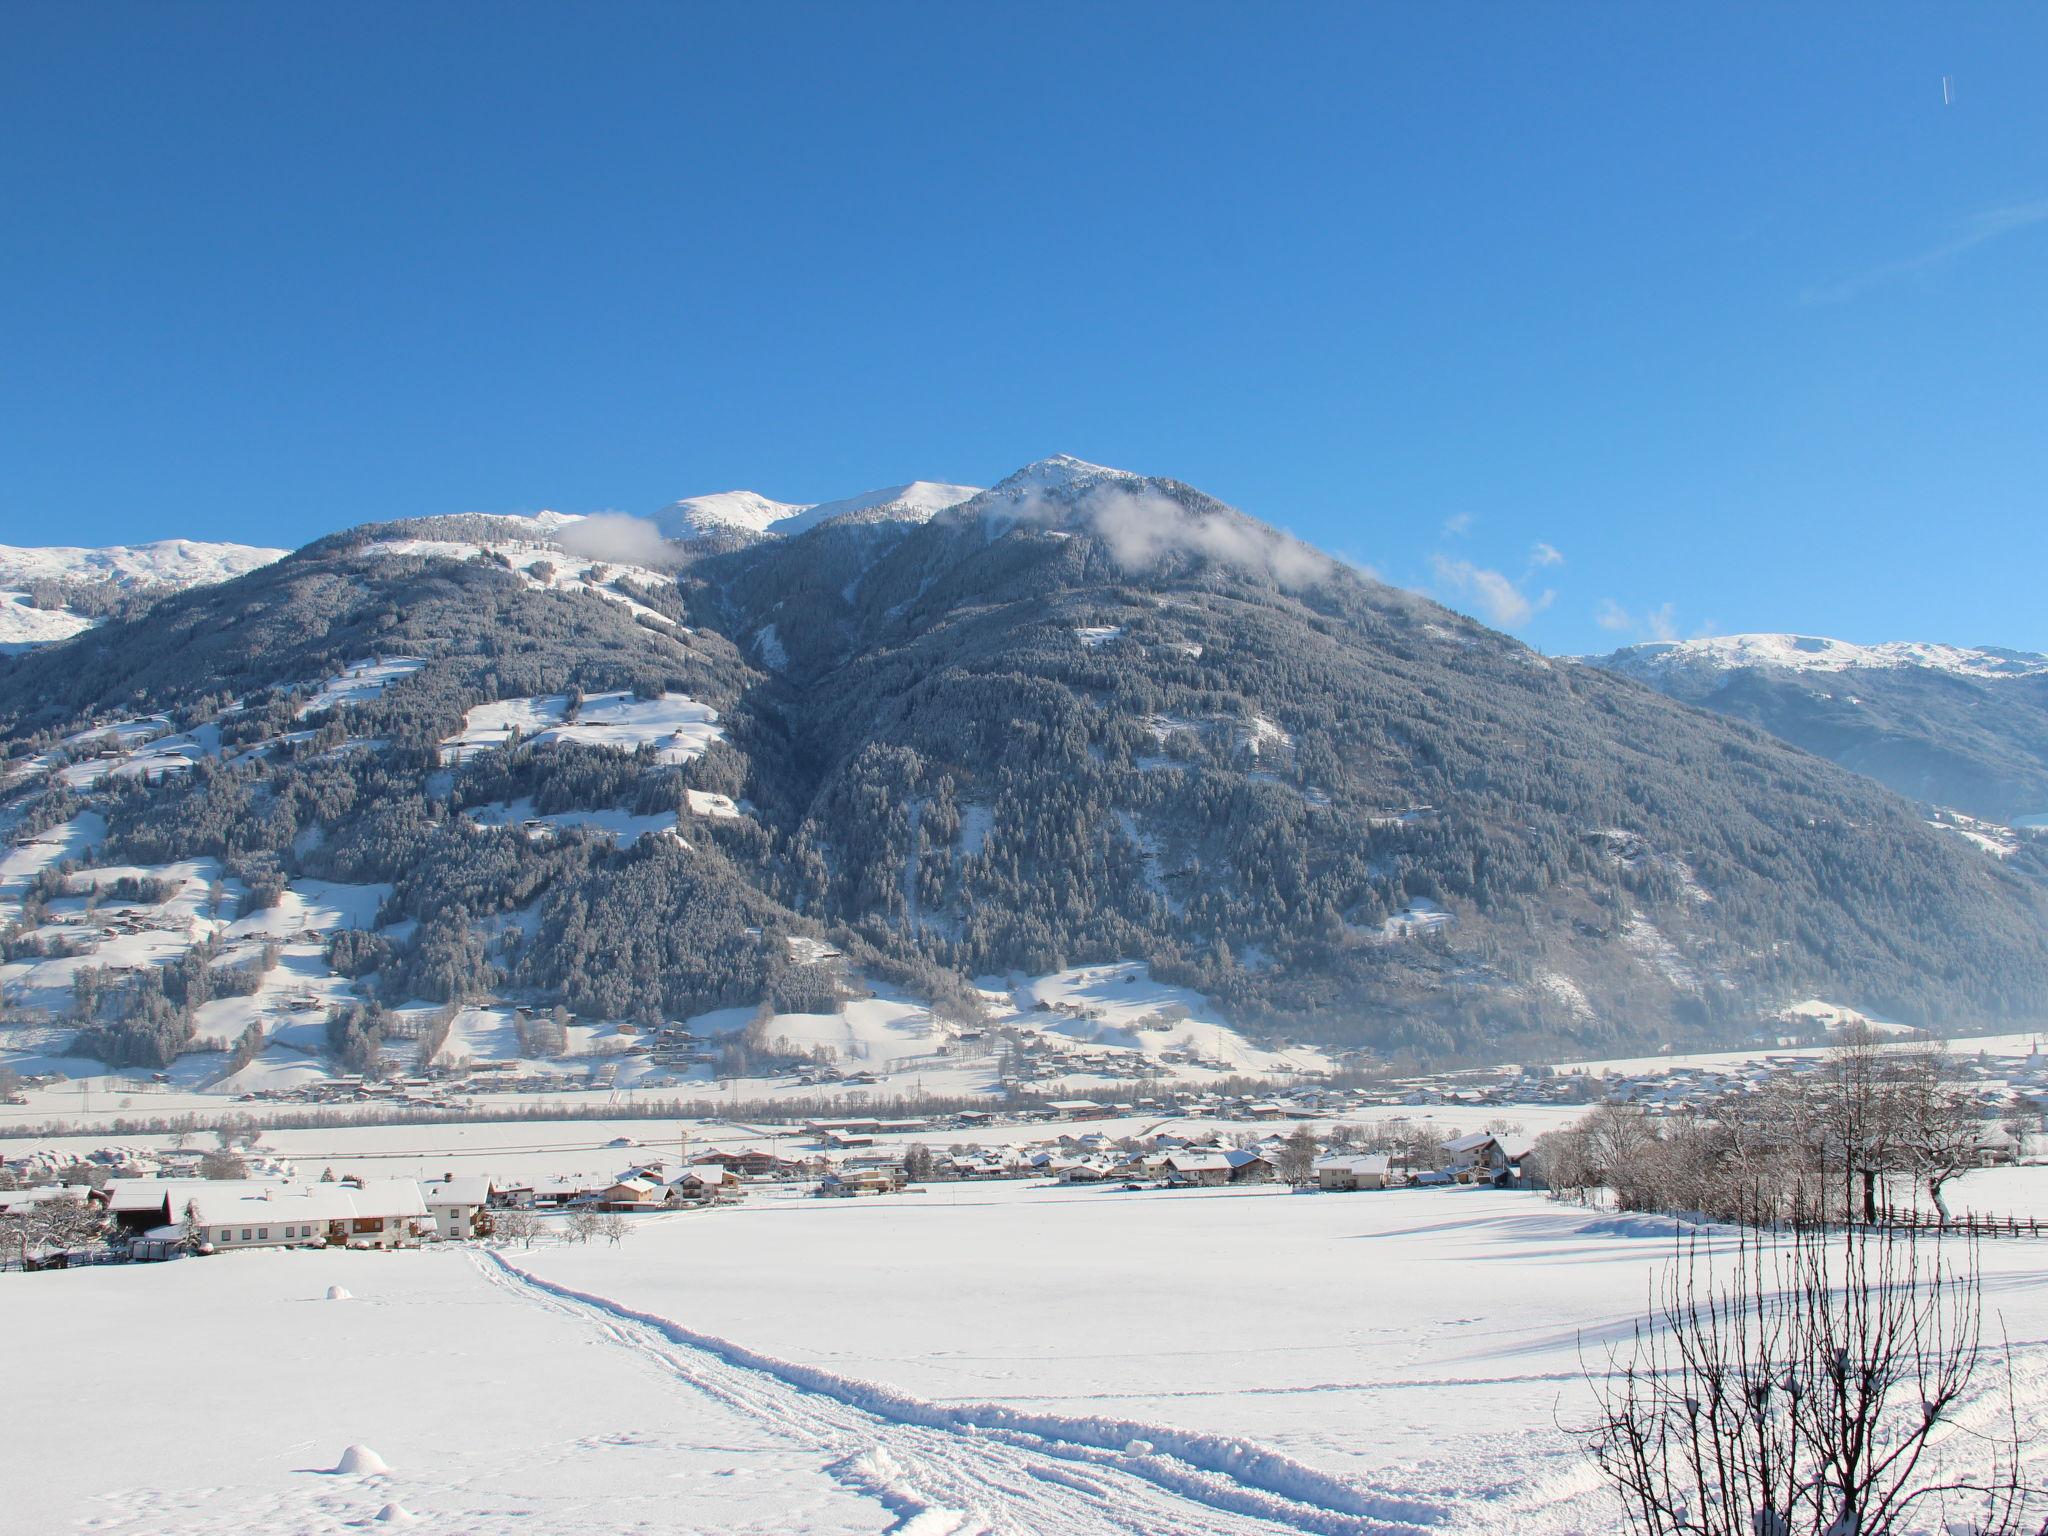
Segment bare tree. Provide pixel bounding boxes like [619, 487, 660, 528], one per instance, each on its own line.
[1275, 1124, 1320, 1187]
[489, 1209, 541, 1248]
[1588, 1222, 2044, 1535]
[1890, 1048, 1989, 1225]
[198, 1149, 247, 1180]
[0, 1194, 104, 1267]
[565, 1209, 602, 1245]
[594, 1213, 633, 1246]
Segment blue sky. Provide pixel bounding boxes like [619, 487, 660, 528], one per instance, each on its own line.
[3, 5, 2044, 654]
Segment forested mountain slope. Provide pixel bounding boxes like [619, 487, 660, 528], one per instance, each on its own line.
[4, 461, 2046, 1073]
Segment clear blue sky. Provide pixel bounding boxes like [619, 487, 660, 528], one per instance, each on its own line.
[4, 5, 2044, 654]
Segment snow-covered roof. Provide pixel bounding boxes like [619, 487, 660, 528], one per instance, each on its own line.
[1313, 1153, 1392, 1175]
[179, 1179, 426, 1225]
[420, 1177, 493, 1207]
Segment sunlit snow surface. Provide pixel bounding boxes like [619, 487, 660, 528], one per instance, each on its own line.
[440, 691, 722, 764]
[14, 1178, 2048, 1534]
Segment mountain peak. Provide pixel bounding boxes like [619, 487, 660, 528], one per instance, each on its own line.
[986, 454, 1142, 499]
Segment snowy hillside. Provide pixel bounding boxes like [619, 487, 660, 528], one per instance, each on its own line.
[0, 538, 287, 652]
[1584, 632, 2048, 825]
[650, 481, 981, 543]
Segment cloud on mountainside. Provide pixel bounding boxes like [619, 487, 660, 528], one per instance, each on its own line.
[558, 513, 680, 568]
[1013, 486, 1337, 591]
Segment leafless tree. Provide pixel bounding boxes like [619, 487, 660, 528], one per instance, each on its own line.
[594, 1213, 633, 1246]
[489, 1209, 541, 1248]
[1, 1194, 104, 1267]
[1588, 1222, 2045, 1535]
[198, 1149, 247, 1180]
[565, 1209, 602, 1245]
[1275, 1124, 1320, 1187]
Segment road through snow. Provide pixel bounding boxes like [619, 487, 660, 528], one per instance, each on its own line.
[477, 1251, 1451, 1536]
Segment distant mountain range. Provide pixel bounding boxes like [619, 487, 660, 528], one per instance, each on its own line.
[4, 461, 2045, 1077]
[0, 539, 287, 653]
[1584, 635, 2048, 827]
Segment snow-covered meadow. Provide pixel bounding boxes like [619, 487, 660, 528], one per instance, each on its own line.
[14, 1176, 2048, 1535]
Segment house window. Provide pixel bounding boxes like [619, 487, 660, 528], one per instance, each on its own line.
[218, 1229, 231, 1243]
[257, 1228, 268, 1240]
[241, 1229, 252, 1241]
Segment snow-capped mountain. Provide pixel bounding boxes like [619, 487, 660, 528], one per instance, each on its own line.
[8, 459, 2048, 1071]
[1595, 633, 2048, 683]
[650, 480, 981, 543]
[1584, 634, 2048, 825]
[0, 538, 288, 653]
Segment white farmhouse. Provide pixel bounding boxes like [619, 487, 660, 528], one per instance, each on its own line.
[419, 1176, 496, 1240]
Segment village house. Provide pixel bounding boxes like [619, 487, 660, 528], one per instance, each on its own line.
[419, 1175, 495, 1240]
[110, 1178, 429, 1254]
[599, 1176, 667, 1211]
[668, 1166, 743, 1202]
[1164, 1149, 1276, 1187]
[1314, 1152, 1393, 1191]
[1439, 1132, 1535, 1187]
[816, 1166, 905, 1197]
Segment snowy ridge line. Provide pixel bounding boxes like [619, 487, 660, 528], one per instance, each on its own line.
[483, 1253, 1446, 1534]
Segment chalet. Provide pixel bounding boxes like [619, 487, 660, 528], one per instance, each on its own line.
[600, 1176, 667, 1211]
[816, 1167, 904, 1197]
[668, 1167, 743, 1202]
[690, 1148, 802, 1178]
[419, 1175, 495, 1240]
[1045, 1099, 1116, 1121]
[1164, 1149, 1275, 1187]
[1439, 1132, 1535, 1187]
[1313, 1153, 1392, 1192]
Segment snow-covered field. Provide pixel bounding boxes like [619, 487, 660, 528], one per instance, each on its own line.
[440, 691, 722, 764]
[15, 1178, 2048, 1535]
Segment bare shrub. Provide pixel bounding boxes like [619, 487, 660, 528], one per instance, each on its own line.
[1588, 1222, 2043, 1535]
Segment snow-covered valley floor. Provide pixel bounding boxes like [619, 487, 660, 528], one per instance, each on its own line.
[16, 1179, 2048, 1534]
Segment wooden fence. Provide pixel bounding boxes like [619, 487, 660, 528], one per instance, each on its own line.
[1873, 1206, 2045, 1239]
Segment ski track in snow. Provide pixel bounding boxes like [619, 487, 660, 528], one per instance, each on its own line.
[477, 1252, 1450, 1535]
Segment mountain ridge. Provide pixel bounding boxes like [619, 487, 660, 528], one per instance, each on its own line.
[4, 460, 2046, 1081]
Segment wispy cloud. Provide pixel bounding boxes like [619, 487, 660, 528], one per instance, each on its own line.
[1596, 598, 1680, 642]
[1530, 541, 1565, 568]
[1441, 512, 1474, 538]
[1804, 197, 2048, 304]
[1432, 554, 1555, 629]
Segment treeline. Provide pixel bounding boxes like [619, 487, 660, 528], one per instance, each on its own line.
[1534, 1040, 2002, 1226]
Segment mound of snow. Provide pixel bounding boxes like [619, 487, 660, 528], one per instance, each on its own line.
[325, 1285, 352, 1301]
[333, 1444, 389, 1475]
[373, 1502, 417, 1524]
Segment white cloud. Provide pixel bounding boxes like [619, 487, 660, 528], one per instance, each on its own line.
[1441, 512, 1474, 538]
[1530, 541, 1565, 568]
[1012, 486, 1335, 591]
[1431, 554, 1554, 629]
[1596, 599, 1680, 642]
[558, 513, 680, 567]
[1804, 197, 2048, 304]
